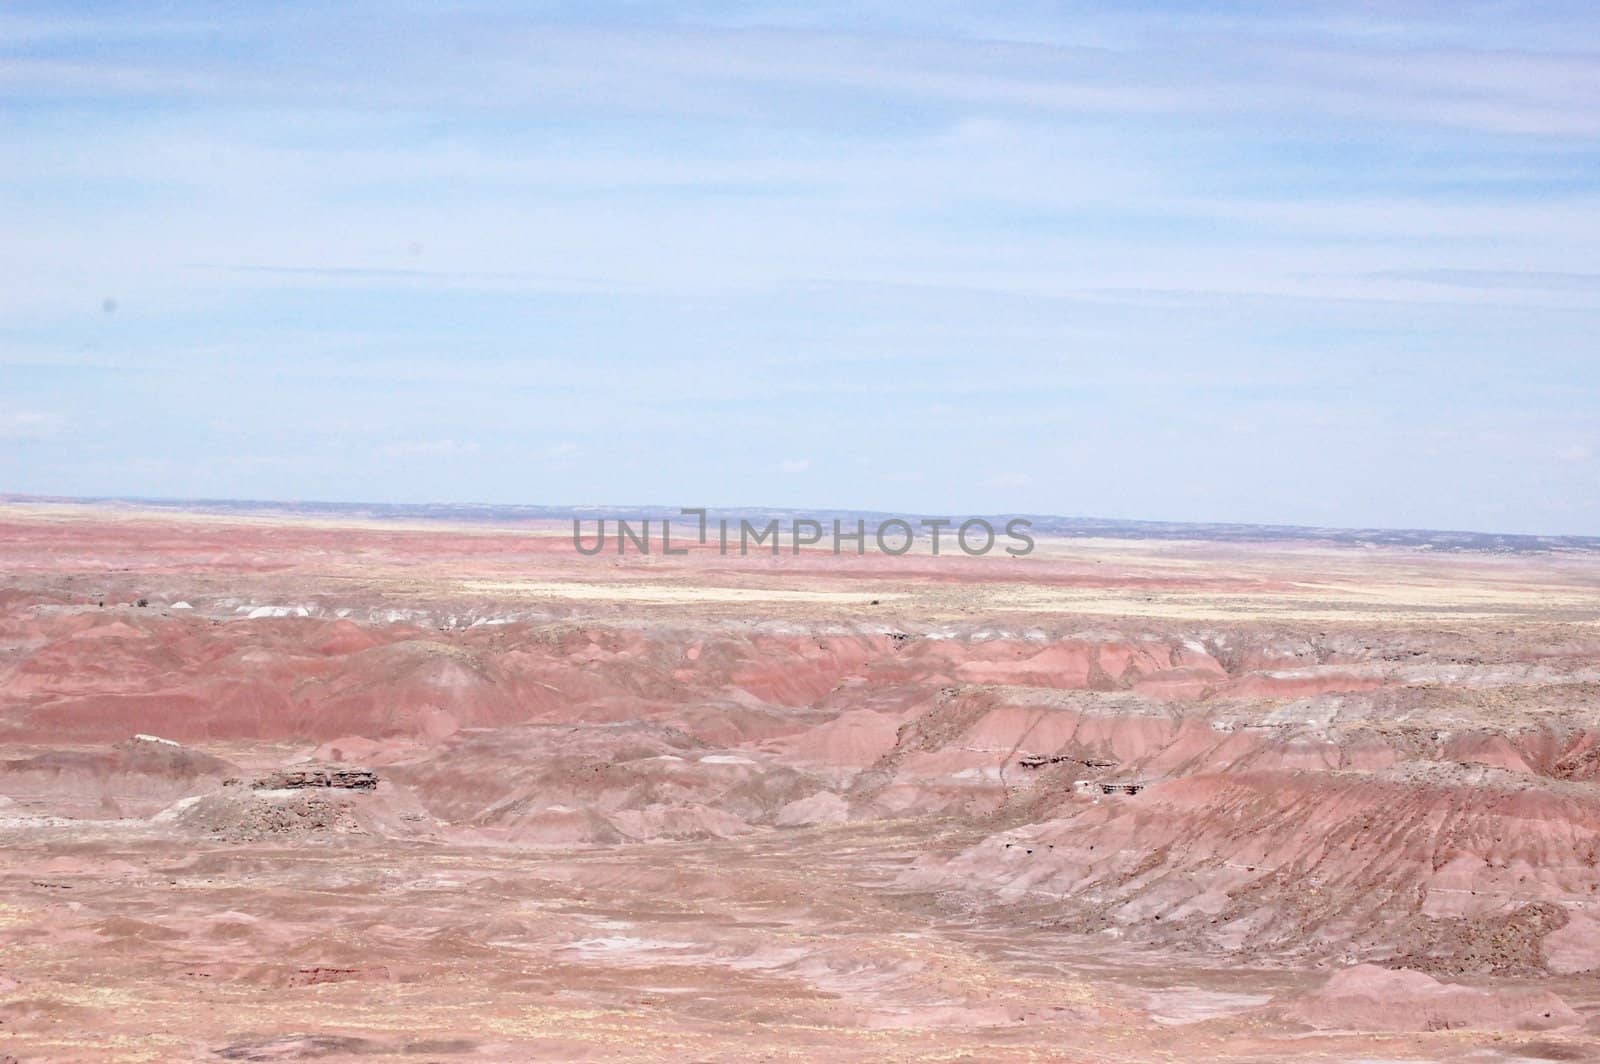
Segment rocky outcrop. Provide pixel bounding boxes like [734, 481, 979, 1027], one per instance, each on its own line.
[251, 766, 378, 791]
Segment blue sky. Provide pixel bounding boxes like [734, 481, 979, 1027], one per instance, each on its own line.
[3, 1, 1598, 534]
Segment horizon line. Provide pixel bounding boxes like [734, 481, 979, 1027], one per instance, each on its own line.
[4, 492, 1596, 550]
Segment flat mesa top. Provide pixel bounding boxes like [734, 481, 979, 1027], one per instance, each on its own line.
[1, 501, 1596, 627]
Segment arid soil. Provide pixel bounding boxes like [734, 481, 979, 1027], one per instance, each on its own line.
[2, 504, 1599, 1062]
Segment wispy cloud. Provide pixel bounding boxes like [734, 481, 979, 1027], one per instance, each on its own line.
[1373, 269, 1600, 292]
[1556, 444, 1594, 463]
[378, 439, 480, 459]
[0, 410, 65, 442]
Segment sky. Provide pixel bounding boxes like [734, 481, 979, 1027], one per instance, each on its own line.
[2, 1, 1598, 534]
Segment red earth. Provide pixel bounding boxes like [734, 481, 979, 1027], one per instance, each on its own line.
[2, 503, 1599, 1061]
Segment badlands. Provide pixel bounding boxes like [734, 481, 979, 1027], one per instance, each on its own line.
[2, 502, 1600, 1062]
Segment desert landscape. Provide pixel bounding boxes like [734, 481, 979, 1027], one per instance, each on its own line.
[8, 0, 1596, 1057]
[0, 501, 1595, 1062]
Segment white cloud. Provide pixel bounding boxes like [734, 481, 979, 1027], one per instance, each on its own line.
[377, 439, 479, 458]
[0, 410, 65, 441]
[778, 458, 812, 474]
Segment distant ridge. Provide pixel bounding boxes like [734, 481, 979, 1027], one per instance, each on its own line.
[4, 493, 1597, 554]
